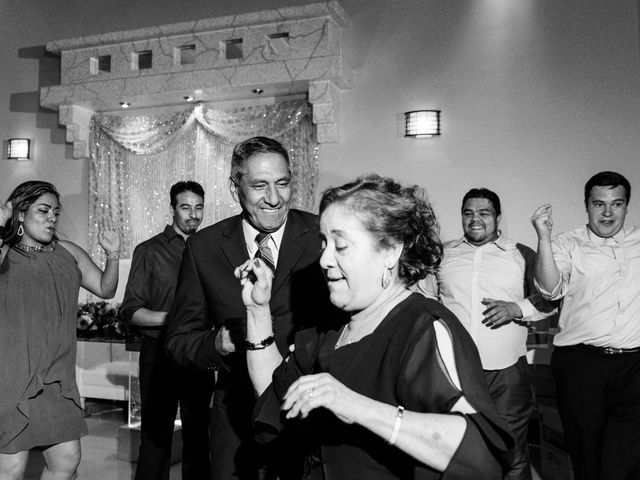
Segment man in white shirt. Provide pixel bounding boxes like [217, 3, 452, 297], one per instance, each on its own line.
[531, 171, 640, 480]
[417, 188, 555, 480]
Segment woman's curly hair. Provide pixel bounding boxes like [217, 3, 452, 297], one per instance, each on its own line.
[319, 174, 442, 286]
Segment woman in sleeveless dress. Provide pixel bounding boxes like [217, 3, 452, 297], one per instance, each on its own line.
[0, 181, 120, 480]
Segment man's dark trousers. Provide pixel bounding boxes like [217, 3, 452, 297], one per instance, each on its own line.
[134, 335, 214, 480]
[551, 346, 640, 480]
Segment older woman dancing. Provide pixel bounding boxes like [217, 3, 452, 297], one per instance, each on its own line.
[235, 175, 513, 479]
[0, 181, 120, 480]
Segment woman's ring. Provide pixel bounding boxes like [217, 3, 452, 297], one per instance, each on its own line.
[307, 388, 315, 398]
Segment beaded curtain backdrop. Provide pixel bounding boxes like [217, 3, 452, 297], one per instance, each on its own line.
[87, 100, 318, 264]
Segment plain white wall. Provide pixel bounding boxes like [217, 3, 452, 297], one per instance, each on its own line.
[1, 0, 639, 250]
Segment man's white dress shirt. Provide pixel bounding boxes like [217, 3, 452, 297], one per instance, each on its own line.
[242, 219, 286, 267]
[536, 225, 640, 349]
[418, 235, 553, 370]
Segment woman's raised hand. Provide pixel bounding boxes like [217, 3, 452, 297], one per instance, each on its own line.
[234, 258, 273, 308]
[98, 230, 120, 254]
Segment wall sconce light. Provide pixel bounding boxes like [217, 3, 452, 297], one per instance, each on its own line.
[404, 110, 441, 138]
[7, 138, 31, 160]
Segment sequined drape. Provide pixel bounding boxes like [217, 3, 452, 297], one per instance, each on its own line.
[88, 100, 318, 262]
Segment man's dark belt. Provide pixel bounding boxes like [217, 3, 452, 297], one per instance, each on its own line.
[574, 343, 640, 355]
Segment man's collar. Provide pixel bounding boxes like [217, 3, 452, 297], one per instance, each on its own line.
[242, 216, 288, 249]
[163, 224, 184, 241]
[452, 231, 508, 250]
[586, 225, 627, 245]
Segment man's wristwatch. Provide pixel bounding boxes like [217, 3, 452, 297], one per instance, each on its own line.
[244, 335, 276, 351]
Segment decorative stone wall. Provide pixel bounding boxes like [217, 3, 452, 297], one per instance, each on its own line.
[40, 1, 354, 158]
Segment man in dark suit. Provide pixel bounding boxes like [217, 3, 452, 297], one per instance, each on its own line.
[166, 136, 335, 480]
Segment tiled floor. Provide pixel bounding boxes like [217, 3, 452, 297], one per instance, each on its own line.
[23, 400, 545, 480]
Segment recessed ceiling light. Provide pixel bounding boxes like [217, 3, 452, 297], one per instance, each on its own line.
[252, 88, 264, 95]
[119, 102, 131, 108]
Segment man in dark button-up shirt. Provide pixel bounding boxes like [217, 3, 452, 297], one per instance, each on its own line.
[121, 181, 215, 480]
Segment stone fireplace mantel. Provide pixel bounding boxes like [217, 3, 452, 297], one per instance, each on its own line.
[40, 1, 354, 158]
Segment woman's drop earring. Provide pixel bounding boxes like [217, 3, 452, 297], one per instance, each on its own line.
[381, 266, 391, 289]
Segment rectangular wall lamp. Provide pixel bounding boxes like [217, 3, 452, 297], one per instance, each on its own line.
[7, 138, 31, 160]
[404, 110, 441, 138]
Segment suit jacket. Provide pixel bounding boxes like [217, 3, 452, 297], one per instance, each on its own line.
[166, 208, 334, 366]
[166, 209, 339, 434]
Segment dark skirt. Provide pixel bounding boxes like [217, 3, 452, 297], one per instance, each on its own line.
[0, 382, 87, 454]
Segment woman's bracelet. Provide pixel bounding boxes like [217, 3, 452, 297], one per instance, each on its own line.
[105, 250, 120, 261]
[388, 405, 404, 445]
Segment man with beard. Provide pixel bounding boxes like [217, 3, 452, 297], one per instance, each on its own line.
[121, 181, 214, 480]
[417, 188, 555, 480]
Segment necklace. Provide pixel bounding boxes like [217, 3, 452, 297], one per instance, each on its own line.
[14, 241, 57, 253]
[334, 288, 412, 350]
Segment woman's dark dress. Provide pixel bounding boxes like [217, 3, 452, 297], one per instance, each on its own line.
[0, 244, 87, 453]
[255, 293, 513, 479]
